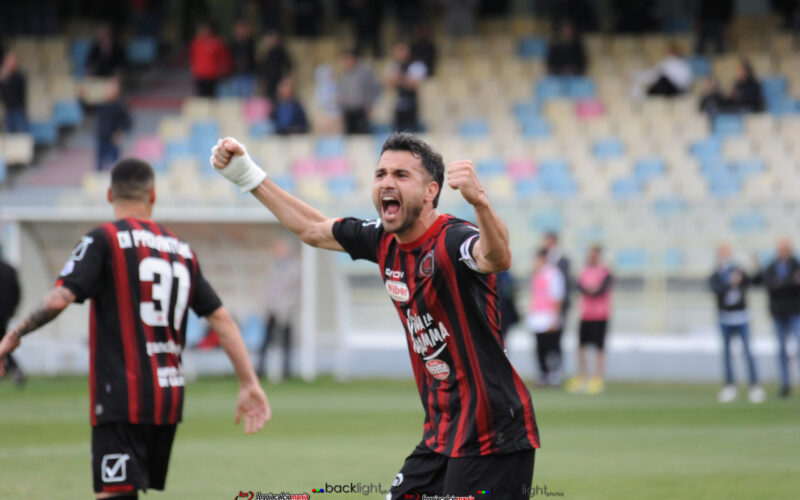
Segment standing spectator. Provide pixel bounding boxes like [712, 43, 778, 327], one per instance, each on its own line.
[258, 31, 293, 101]
[337, 50, 380, 135]
[271, 78, 308, 135]
[411, 23, 438, 77]
[0, 252, 23, 386]
[753, 239, 800, 398]
[527, 248, 566, 387]
[567, 245, 613, 395]
[496, 269, 520, 340]
[695, 0, 734, 54]
[0, 52, 28, 133]
[189, 21, 232, 98]
[631, 43, 693, 99]
[384, 42, 427, 132]
[349, 0, 383, 57]
[314, 63, 341, 134]
[546, 21, 588, 76]
[727, 58, 764, 113]
[228, 19, 256, 97]
[95, 78, 132, 171]
[257, 238, 300, 381]
[544, 231, 572, 318]
[441, 0, 479, 38]
[709, 244, 764, 403]
[86, 24, 127, 77]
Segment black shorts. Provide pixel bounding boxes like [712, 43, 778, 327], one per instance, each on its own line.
[579, 320, 608, 349]
[92, 423, 177, 494]
[388, 441, 535, 500]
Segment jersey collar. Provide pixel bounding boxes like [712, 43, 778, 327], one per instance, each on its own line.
[396, 214, 449, 251]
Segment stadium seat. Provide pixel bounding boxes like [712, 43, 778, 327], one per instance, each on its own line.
[126, 37, 158, 65]
[0, 133, 35, 165]
[513, 100, 541, 121]
[611, 178, 642, 200]
[575, 99, 606, 119]
[270, 175, 294, 193]
[250, 120, 275, 137]
[514, 177, 545, 199]
[689, 137, 722, 161]
[0, 158, 6, 184]
[476, 157, 506, 177]
[531, 210, 563, 232]
[520, 116, 552, 138]
[507, 159, 537, 179]
[458, 119, 490, 138]
[315, 136, 346, 157]
[536, 77, 568, 101]
[244, 97, 272, 123]
[615, 248, 647, 273]
[663, 248, 684, 272]
[30, 120, 58, 146]
[130, 135, 165, 163]
[634, 157, 666, 183]
[517, 37, 547, 58]
[242, 315, 265, 351]
[592, 137, 625, 160]
[291, 157, 320, 177]
[319, 156, 350, 177]
[730, 211, 766, 233]
[567, 77, 596, 99]
[70, 37, 93, 78]
[328, 176, 357, 197]
[53, 100, 83, 128]
[687, 56, 711, 77]
[713, 114, 743, 137]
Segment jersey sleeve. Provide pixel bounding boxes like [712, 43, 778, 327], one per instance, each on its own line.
[190, 261, 223, 317]
[444, 221, 483, 273]
[56, 228, 107, 303]
[331, 217, 384, 263]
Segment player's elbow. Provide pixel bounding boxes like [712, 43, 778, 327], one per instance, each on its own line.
[480, 251, 512, 274]
[206, 305, 233, 326]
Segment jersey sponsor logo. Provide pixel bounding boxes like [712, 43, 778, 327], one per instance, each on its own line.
[146, 340, 182, 357]
[156, 365, 185, 388]
[385, 268, 404, 280]
[425, 359, 451, 381]
[386, 280, 410, 302]
[101, 453, 130, 482]
[116, 229, 193, 259]
[406, 312, 451, 356]
[419, 250, 435, 277]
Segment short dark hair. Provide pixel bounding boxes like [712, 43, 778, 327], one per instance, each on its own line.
[536, 247, 549, 259]
[110, 158, 155, 201]
[380, 132, 445, 208]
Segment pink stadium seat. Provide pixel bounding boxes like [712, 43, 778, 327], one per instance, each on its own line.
[507, 159, 537, 179]
[131, 135, 164, 161]
[575, 99, 606, 119]
[291, 157, 320, 177]
[320, 156, 350, 177]
[243, 97, 272, 123]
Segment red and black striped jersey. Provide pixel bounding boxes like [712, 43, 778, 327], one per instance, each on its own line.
[56, 218, 222, 426]
[333, 214, 540, 457]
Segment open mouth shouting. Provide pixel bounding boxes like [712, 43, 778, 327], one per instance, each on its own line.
[380, 192, 402, 223]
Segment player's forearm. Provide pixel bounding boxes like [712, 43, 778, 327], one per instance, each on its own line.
[9, 286, 75, 339]
[251, 179, 342, 250]
[472, 199, 512, 272]
[206, 307, 260, 387]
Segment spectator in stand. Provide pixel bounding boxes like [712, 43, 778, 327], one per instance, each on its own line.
[337, 50, 380, 135]
[631, 43, 693, 99]
[258, 31, 293, 102]
[384, 42, 427, 132]
[229, 19, 256, 97]
[271, 77, 308, 135]
[411, 23, 438, 77]
[753, 239, 800, 398]
[699, 76, 726, 116]
[695, 0, 734, 54]
[0, 52, 28, 133]
[190, 21, 232, 98]
[727, 58, 764, 113]
[546, 21, 587, 76]
[86, 24, 127, 77]
[441, 0, 479, 37]
[709, 244, 764, 404]
[349, 0, 383, 57]
[95, 78, 132, 171]
[527, 248, 566, 387]
[566, 246, 613, 395]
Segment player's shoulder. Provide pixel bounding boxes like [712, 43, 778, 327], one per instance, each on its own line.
[440, 214, 479, 240]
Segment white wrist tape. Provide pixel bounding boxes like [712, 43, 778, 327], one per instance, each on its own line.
[214, 141, 267, 192]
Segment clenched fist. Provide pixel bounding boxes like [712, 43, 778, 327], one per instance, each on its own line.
[447, 160, 488, 207]
[210, 137, 267, 192]
[210, 137, 246, 169]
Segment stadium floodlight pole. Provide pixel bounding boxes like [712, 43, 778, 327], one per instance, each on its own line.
[211, 134, 540, 499]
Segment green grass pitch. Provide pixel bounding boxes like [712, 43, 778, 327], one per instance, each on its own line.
[1, 376, 799, 499]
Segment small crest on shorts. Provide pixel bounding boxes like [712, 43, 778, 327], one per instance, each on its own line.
[419, 250, 435, 277]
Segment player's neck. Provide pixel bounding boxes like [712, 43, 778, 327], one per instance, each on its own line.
[394, 209, 441, 245]
[113, 202, 152, 221]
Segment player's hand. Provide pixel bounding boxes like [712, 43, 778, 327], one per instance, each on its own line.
[447, 160, 488, 207]
[234, 381, 271, 434]
[210, 137, 267, 192]
[0, 332, 21, 377]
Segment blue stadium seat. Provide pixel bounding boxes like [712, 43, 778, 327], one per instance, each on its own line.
[538, 159, 569, 178]
[532, 210, 563, 232]
[713, 114, 743, 137]
[756, 249, 775, 266]
[687, 56, 711, 78]
[699, 158, 732, 177]
[215, 80, 236, 98]
[370, 123, 392, 135]
[761, 77, 787, 103]
[521, 116, 552, 139]
[271, 176, 294, 193]
[315, 136, 346, 157]
[708, 176, 741, 199]
[30, 120, 58, 146]
[652, 196, 687, 217]
[568, 77, 596, 99]
[634, 157, 666, 183]
[0, 158, 6, 184]
[536, 77, 567, 101]
[328, 176, 356, 196]
[592, 137, 625, 159]
[517, 37, 548, 58]
[514, 178, 545, 199]
[164, 139, 192, 164]
[689, 137, 721, 161]
[545, 177, 578, 198]
[250, 120, 275, 137]
[513, 100, 541, 121]
[127, 36, 158, 65]
[664, 248, 684, 272]
[53, 100, 84, 128]
[190, 121, 219, 171]
[615, 248, 647, 273]
[184, 311, 204, 348]
[767, 98, 798, 116]
[611, 178, 642, 200]
[477, 157, 506, 177]
[459, 119, 490, 138]
[735, 159, 765, 177]
[730, 211, 766, 234]
[70, 38, 93, 77]
[242, 315, 265, 351]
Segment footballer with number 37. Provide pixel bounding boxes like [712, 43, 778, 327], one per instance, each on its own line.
[211, 132, 540, 500]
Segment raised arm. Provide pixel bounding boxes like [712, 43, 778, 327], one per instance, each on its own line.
[446, 160, 512, 273]
[0, 286, 76, 376]
[205, 305, 271, 434]
[211, 138, 343, 251]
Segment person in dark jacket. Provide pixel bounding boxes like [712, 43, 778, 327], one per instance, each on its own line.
[753, 239, 800, 397]
[258, 31, 293, 101]
[727, 58, 764, 113]
[0, 253, 23, 386]
[0, 52, 28, 132]
[271, 77, 308, 135]
[709, 244, 763, 403]
[96, 79, 132, 171]
[546, 21, 587, 76]
[229, 20, 256, 97]
[86, 24, 127, 77]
